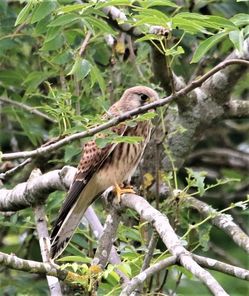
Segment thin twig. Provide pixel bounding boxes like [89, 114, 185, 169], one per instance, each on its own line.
[0, 96, 56, 123]
[0, 158, 32, 180]
[79, 31, 92, 56]
[120, 256, 177, 296]
[2, 58, 247, 162]
[141, 231, 159, 272]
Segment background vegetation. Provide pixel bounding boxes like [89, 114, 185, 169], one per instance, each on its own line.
[0, 0, 248, 295]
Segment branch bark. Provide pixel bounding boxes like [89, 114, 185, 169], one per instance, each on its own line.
[184, 196, 249, 253]
[91, 207, 121, 269]
[224, 99, 249, 118]
[34, 204, 62, 295]
[120, 194, 229, 296]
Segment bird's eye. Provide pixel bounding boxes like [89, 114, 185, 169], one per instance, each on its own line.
[140, 94, 149, 101]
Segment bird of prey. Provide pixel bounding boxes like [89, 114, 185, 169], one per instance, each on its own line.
[50, 86, 159, 259]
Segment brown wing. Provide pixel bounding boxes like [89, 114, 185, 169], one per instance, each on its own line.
[50, 123, 126, 257]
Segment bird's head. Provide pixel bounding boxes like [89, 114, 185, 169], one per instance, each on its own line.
[118, 86, 159, 112]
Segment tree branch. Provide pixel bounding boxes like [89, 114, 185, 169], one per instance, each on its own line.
[120, 194, 229, 296]
[121, 253, 249, 295]
[0, 96, 56, 123]
[184, 196, 249, 253]
[0, 166, 74, 211]
[0, 158, 32, 180]
[34, 203, 62, 295]
[193, 254, 249, 281]
[91, 207, 121, 269]
[187, 148, 249, 170]
[120, 256, 177, 296]
[224, 100, 249, 118]
[2, 58, 247, 162]
[1, 167, 247, 295]
[0, 251, 92, 284]
[84, 206, 129, 283]
[27, 168, 62, 295]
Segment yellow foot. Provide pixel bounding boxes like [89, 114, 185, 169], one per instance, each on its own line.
[114, 183, 135, 203]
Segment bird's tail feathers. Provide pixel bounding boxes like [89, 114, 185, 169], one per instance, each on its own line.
[50, 179, 98, 259]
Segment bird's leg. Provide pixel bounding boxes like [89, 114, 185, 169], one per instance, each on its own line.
[114, 183, 135, 203]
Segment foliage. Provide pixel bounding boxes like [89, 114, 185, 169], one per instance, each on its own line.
[0, 0, 248, 295]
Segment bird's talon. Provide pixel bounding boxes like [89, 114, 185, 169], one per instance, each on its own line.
[114, 183, 135, 204]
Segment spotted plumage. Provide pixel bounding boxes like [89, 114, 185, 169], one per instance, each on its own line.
[50, 86, 159, 259]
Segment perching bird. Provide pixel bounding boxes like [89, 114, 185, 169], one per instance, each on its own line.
[50, 86, 159, 259]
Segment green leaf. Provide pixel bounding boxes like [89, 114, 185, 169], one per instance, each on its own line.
[136, 112, 157, 121]
[31, 1, 57, 24]
[51, 51, 72, 65]
[116, 263, 132, 277]
[135, 8, 170, 24]
[48, 14, 80, 27]
[84, 16, 115, 34]
[57, 256, 91, 263]
[23, 71, 55, 92]
[143, 0, 179, 8]
[59, 3, 89, 13]
[191, 32, 228, 63]
[229, 30, 244, 52]
[64, 146, 81, 163]
[15, 2, 33, 26]
[230, 13, 249, 27]
[173, 15, 210, 34]
[41, 34, 64, 51]
[95, 0, 133, 9]
[186, 168, 207, 196]
[177, 13, 237, 30]
[112, 136, 144, 144]
[95, 137, 112, 148]
[68, 58, 92, 81]
[0, 69, 24, 86]
[244, 25, 249, 37]
[90, 64, 106, 95]
[136, 34, 164, 43]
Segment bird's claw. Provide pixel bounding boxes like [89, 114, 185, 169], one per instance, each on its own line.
[114, 183, 135, 203]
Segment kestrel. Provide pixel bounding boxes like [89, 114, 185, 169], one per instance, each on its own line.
[50, 86, 159, 259]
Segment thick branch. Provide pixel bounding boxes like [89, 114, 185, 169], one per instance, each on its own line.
[2, 59, 247, 162]
[0, 166, 74, 211]
[0, 251, 67, 280]
[121, 194, 229, 296]
[92, 207, 121, 269]
[193, 255, 249, 281]
[224, 100, 249, 118]
[184, 196, 249, 253]
[187, 148, 249, 170]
